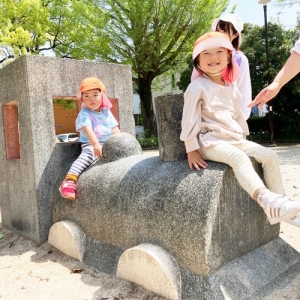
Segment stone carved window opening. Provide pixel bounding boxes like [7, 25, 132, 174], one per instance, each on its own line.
[2, 100, 21, 160]
[52, 96, 80, 137]
[52, 96, 120, 139]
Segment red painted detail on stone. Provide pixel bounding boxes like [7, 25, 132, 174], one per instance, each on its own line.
[3, 104, 21, 159]
[109, 98, 120, 127]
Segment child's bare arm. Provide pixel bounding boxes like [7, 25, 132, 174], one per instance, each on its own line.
[111, 126, 121, 135]
[187, 150, 208, 170]
[82, 126, 102, 158]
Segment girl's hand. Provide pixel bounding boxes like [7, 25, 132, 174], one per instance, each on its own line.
[187, 150, 208, 171]
[93, 142, 102, 158]
[82, 126, 102, 157]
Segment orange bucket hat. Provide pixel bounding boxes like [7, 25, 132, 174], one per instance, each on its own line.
[77, 77, 112, 109]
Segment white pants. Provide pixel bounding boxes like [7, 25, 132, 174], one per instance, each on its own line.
[201, 140, 285, 198]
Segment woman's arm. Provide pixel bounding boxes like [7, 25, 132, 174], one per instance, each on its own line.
[249, 49, 300, 108]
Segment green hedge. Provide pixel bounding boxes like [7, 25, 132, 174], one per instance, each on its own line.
[136, 113, 300, 147]
[247, 113, 300, 141]
[137, 136, 159, 148]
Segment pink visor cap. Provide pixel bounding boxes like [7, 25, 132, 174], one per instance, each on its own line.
[191, 32, 240, 83]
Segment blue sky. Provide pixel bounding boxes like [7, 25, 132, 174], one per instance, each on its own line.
[224, 1, 298, 28]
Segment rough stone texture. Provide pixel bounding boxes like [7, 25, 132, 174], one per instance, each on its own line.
[0, 55, 135, 244]
[101, 132, 142, 163]
[49, 146, 300, 298]
[155, 94, 186, 161]
[206, 237, 300, 300]
[48, 220, 86, 262]
[51, 151, 279, 277]
[117, 243, 181, 300]
[174, 237, 300, 300]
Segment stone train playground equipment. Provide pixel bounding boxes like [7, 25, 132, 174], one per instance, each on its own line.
[1, 56, 300, 300]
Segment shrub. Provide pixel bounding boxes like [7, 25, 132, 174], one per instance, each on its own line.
[137, 135, 158, 149]
[247, 115, 269, 135]
[247, 113, 300, 142]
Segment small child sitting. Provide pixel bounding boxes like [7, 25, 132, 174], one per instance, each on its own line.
[59, 77, 121, 200]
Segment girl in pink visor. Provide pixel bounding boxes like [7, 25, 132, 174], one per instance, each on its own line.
[180, 32, 300, 228]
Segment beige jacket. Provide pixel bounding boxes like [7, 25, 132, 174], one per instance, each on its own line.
[180, 75, 249, 153]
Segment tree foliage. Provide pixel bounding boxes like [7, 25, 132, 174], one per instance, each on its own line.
[273, 0, 300, 7]
[0, 0, 48, 60]
[241, 22, 300, 118]
[87, 0, 229, 134]
[0, 0, 110, 61]
[0, 0, 229, 134]
[177, 55, 193, 92]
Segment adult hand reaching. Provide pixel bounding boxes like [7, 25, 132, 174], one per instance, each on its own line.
[249, 46, 300, 109]
[248, 81, 281, 108]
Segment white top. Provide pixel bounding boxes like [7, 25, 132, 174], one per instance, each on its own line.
[235, 51, 252, 120]
[180, 75, 249, 153]
[291, 37, 300, 54]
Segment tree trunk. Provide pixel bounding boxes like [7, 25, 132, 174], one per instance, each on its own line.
[137, 76, 157, 136]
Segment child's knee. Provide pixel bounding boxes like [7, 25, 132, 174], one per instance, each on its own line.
[264, 148, 280, 165]
[267, 149, 279, 160]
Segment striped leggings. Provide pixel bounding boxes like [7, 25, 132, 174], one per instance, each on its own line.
[68, 143, 99, 179]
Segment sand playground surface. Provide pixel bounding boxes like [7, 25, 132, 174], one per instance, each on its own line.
[1, 144, 300, 300]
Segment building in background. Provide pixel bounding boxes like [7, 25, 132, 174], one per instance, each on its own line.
[251, 104, 267, 116]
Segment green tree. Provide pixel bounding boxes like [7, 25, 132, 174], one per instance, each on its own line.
[177, 55, 193, 92]
[0, 0, 229, 134]
[273, 0, 300, 6]
[236, 22, 300, 139]
[88, 0, 229, 134]
[0, 0, 49, 60]
[0, 0, 111, 111]
[242, 22, 300, 111]
[0, 0, 110, 62]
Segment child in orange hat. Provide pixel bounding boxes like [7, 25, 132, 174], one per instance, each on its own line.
[59, 77, 121, 200]
[180, 32, 300, 228]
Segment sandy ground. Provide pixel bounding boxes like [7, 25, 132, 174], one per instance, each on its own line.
[1, 144, 300, 300]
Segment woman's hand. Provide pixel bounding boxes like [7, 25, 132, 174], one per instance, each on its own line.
[187, 150, 208, 171]
[248, 81, 281, 108]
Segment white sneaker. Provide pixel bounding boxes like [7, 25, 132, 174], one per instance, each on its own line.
[284, 214, 300, 227]
[257, 189, 300, 225]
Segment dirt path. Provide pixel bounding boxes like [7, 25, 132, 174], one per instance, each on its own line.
[1, 144, 300, 300]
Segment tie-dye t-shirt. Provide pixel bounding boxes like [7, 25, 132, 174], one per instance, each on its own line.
[76, 108, 118, 143]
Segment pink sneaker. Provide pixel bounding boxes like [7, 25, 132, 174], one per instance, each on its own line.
[59, 180, 76, 200]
